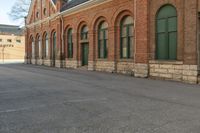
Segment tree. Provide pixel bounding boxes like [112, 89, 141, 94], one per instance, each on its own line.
[9, 0, 31, 24]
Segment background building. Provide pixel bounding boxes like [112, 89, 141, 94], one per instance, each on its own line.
[0, 24, 25, 63]
[25, 0, 200, 84]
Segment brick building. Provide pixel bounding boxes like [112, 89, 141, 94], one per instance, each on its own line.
[25, 0, 200, 84]
[0, 25, 25, 63]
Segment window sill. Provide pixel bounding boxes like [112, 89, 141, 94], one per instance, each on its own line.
[96, 58, 108, 61]
[66, 58, 74, 61]
[149, 60, 183, 65]
[80, 40, 89, 43]
[118, 58, 134, 62]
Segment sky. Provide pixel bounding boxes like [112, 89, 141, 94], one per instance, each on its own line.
[0, 0, 21, 26]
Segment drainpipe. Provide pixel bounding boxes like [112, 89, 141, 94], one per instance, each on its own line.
[134, 0, 137, 63]
[134, 0, 137, 76]
[198, 13, 200, 72]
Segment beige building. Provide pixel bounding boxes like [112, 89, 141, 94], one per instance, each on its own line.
[0, 25, 25, 63]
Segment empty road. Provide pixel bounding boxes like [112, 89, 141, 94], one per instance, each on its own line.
[0, 64, 200, 133]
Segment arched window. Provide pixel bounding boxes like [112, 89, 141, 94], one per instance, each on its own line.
[120, 16, 134, 59]
[52, 32, 56, 60]
[31, 38, 35, 58]
[44, 34, 48, 58]
[81, 25, 88, 40]
[67, 28, 73, 58]
[98, 21, 108, 58]
[156, 5, 177, 60]
[38, 36, 42, 58]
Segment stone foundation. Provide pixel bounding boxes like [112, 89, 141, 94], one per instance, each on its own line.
[66, 60, 78, 69]
[116, 61, 134, 75]
[182, 65, 198, 84]
[37, 59, 43, 65]
[149, 60, 198, 84]
[134, 63, 148, 78]
[95, 60, 115, 73]
[43, 59, 51, 66]
[25, 58, 31, 64]
[31, 59, 36, 64]
[88, 61, 95, 71]
[55, 60, 63, 68]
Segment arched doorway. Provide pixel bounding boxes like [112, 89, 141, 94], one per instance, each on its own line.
[156, 5, 177, 60]
[80, 25, 89, 66]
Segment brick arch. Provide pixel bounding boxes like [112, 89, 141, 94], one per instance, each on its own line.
[113, 10, 134, 26]
[64, 25, 73, 58]
[50, 29, 56, 37]
[92, 16, 108, 32]
[112, 10, 134, 61]
[29, 35, 34, 40]
[91, 16, 109, 59]
[77, 21, 88, 34]
[28, 35, 34, 58]
[42, 31, 48, 39]
[64, 24, 73, 35]
[35, 33, 40, 39]
[76, 21, 89, 64]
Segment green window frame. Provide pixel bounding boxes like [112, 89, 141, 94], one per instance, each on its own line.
[44, 34, 48, 58]
[67, 28, 73, 58]
[98, 22, 108, 58]
[120, 16, 134, 59]
[31, 38, 35, 58]
[53, 32, 56, 59]
[156, 5, 177, 60]
[38, 36, 42, 58]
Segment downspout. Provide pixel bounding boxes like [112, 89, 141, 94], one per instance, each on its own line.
[198, 13, 200, 73]
[134, 0, 137, 70]
[197, 0, 200, 73]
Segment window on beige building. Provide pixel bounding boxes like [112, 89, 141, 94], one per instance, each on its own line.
[16, 39, 21, 43]
[7, 39, 12, 43]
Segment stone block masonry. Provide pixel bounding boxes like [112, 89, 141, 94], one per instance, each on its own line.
[149, 61, 198, 84]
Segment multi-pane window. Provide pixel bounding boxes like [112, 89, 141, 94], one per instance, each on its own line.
[32, 38, 35, 58]
[156, 5, 177, 60]
[38, 36, 42, 58]
[52, 32, 56, 60]
[120, 16, 134, 59]
[98, 21, 108, 58]
[67, 28, 73, 58]
[44, 34, 48, 58]
[81, 25, 88, 40]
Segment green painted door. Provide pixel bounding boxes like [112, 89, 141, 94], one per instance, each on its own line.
[156, 5, 177, 60]
[82, 43, 89, 66]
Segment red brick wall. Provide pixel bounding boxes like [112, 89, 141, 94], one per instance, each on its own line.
[149, 0, 198, 65]
[25, 0, 199, 66]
